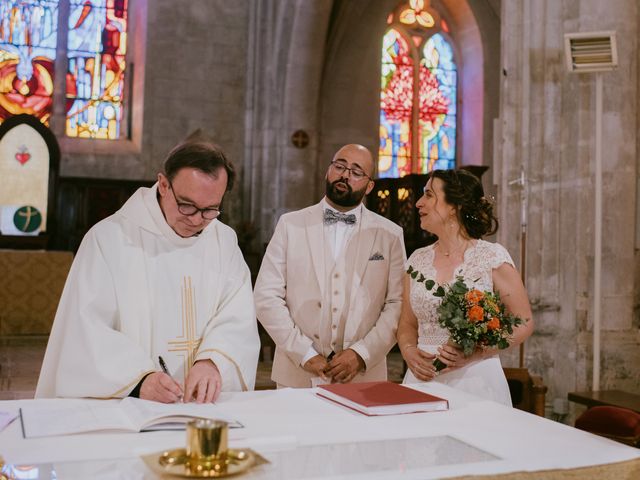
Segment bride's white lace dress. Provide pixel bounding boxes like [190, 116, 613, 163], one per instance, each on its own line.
[403, 239, 514, 407]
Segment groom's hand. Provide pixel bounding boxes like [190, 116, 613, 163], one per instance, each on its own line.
[324, 349, 364, 383]
[303, 355, 329, 380]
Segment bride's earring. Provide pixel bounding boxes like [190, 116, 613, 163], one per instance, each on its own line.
[449, 211, 458, 229]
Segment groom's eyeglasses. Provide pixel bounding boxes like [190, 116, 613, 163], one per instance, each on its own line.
[329, 161, 371, 182]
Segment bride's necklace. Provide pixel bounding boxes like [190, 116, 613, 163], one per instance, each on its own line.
[438, 240, 470, 257]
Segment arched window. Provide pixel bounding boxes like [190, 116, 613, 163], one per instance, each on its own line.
[378, 0, 457, 178]
[66, 0, 129, 139]
[0, 1, 58, 125]
[0, 0, 129, 140]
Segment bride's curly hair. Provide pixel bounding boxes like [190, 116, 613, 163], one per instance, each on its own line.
[427, 169, 498, 239]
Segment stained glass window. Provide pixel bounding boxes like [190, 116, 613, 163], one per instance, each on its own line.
[379, 1, 457, 178]
[419, 33, 456, 173]
[0, 0, 129, 140]
[66, 0, 128, 139]
[0, 0, 59, 125]
[379, 29, 413, 178]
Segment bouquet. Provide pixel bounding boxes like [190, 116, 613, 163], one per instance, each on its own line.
[407, 266, 525, 372]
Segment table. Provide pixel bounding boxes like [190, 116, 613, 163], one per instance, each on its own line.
[1, 383, 639, 479]
[568, 390, 640, 413]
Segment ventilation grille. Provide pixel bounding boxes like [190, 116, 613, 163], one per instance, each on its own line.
[564, 31, 617, 73]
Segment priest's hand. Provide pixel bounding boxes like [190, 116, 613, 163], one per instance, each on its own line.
[184, 359, 222, 403]
[402, 345, 437, 381]
[140, 372, 184, 403]
[303, 355, 329, 381]
[324, 349, 365, 383]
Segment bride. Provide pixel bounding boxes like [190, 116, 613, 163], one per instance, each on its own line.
[397, 169, 534, 406]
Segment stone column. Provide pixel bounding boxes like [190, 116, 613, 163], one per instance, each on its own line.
[244, 0, 333, 247]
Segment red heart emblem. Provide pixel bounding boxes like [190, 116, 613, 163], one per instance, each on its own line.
[15, 151, 31, 165]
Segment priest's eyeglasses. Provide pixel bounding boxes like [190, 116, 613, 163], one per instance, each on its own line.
[329, 161, 371, 182]
[168, 182, 221, 220]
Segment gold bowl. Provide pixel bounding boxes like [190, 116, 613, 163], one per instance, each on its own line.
[142, 447, 265, 478]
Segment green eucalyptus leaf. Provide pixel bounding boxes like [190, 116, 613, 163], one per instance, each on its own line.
[425, 279, 435, 290]
[451, 281, 468, 295]
[461, 338, 475, 357]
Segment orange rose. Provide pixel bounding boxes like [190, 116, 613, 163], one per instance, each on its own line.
[465, 289, 485, 305]
[468, 305, 484, 322]
[487, 317, 500, 330]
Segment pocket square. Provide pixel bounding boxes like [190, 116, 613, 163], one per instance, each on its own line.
[369, 252, 384, 261]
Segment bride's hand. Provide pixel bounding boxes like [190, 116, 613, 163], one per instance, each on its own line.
[402, 346, 438, 381]
[436, 344, 483, 371]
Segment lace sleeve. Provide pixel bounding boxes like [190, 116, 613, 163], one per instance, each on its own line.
[488, 242, 516, 270]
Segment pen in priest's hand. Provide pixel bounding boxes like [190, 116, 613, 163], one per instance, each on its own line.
[159, 356, 183, 402]
[158, 356, 171, 376]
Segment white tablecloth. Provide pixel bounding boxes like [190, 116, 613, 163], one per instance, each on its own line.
[1, 383, 639, 479]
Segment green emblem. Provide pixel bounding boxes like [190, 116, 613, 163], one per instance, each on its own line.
[13, 206, 42, 233]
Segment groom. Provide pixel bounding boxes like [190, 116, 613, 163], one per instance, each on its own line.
[254, 144, 406, 387]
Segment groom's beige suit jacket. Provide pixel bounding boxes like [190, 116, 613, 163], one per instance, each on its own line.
[254, 202, 406, 387]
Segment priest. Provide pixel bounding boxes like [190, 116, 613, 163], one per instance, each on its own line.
[36, 140, 259, 403]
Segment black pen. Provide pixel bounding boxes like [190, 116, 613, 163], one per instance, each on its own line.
[159, 356, 183, 402]
[158, 356, 171, 376]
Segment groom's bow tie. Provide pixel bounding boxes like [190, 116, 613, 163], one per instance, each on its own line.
[323, 209, 357, 226]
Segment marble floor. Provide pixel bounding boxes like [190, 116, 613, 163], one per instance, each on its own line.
[0, 336, 405, 400]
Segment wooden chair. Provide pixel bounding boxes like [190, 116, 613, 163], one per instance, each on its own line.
[503, 367, 547, 416]
[575, 406, 640, 447]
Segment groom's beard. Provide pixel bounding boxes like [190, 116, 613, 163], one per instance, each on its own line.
[325, 178, 367, 208]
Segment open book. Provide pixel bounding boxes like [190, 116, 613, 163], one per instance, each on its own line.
[20, 397, 242, 438]
[317, 381, 449, 416]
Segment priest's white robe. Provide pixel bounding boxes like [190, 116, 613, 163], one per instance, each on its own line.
[36, 184, 260, 399]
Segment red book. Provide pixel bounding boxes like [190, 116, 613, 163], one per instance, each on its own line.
[317, 381, 449, 416]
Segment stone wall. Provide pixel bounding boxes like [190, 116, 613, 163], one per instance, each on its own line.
[497, 0, 640, 419]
